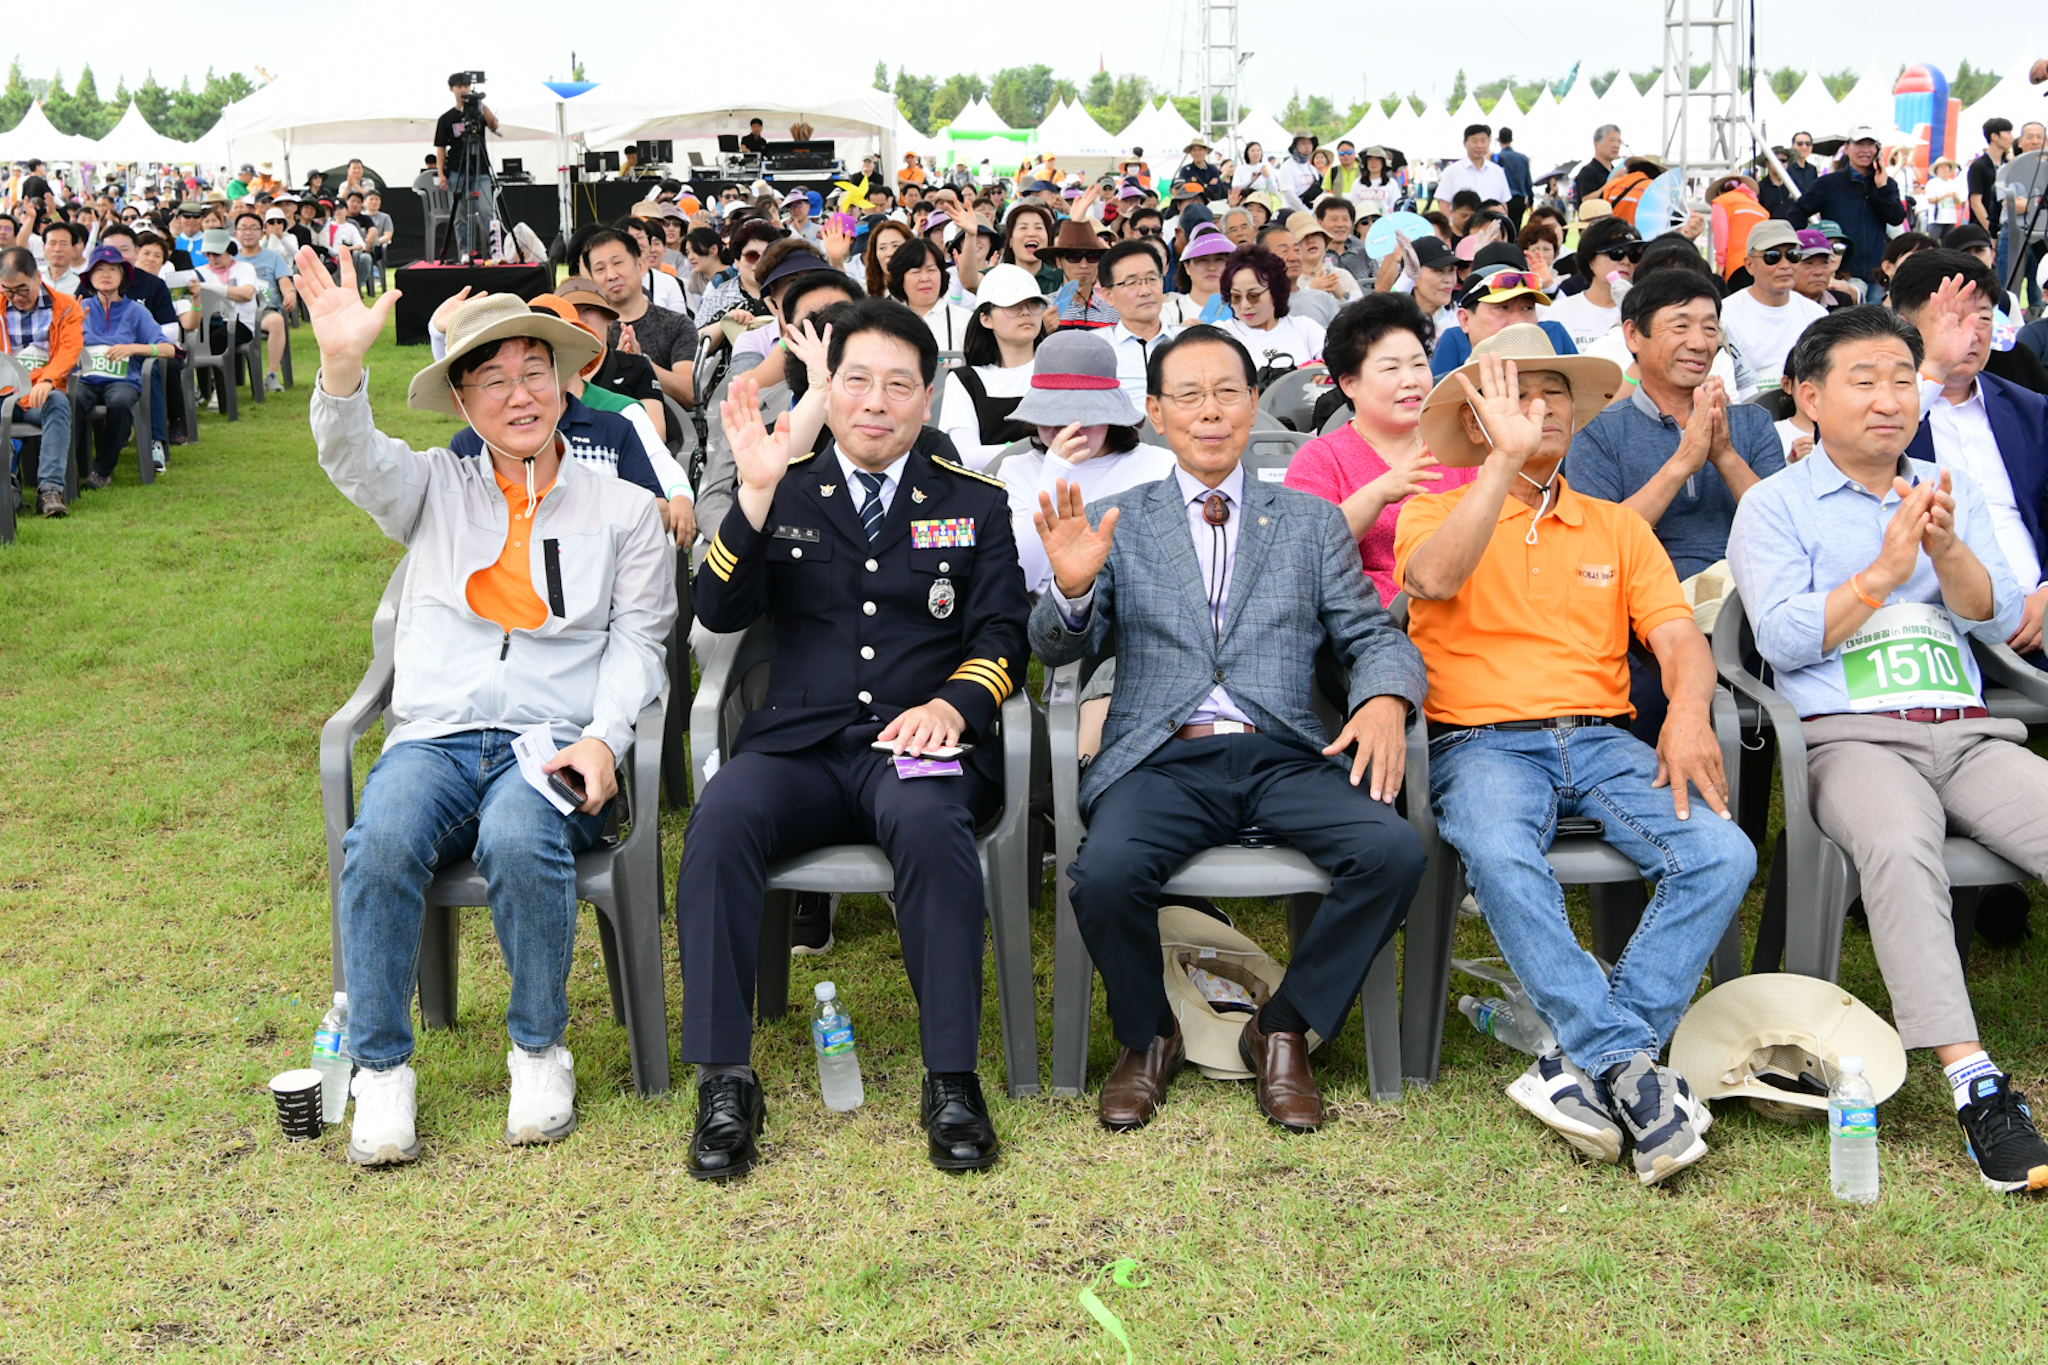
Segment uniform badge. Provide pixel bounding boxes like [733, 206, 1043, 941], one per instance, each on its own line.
[911, 486, 927, 504]
[928, 577, 957, 619]
[818, 484, 837, 498]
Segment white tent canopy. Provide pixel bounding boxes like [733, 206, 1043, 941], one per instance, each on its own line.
[93, 101, 195, 164]
[0, 101, 100, 162]
[1232, 108, 1294, 161]
[1957, 49, 2043, 159]
[945, 97, 1013, 136]
[1121, 98, 1201, 162]
[1031, 99, 1121, 160]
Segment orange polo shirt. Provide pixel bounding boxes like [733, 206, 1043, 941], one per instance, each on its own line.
[465, 466, 555, 633]
[1393, 476, 1693, 727]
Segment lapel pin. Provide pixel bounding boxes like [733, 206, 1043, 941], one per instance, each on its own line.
[819, 484, 836, 498]
[911, 487, 927, 504]
[1258, 516, 1268, 525]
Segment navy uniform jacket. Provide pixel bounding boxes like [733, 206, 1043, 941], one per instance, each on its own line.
[695, 441, 1029, 790]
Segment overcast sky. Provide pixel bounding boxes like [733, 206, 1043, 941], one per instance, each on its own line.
[9, 2, 2040, 117]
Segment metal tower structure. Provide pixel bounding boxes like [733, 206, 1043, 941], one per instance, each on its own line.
[1659, 0, 1744, 179]
[1198, 0, 1242, 156]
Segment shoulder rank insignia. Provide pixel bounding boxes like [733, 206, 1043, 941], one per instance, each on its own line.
[788, 450, 818, 466]
[931, 454, 1006, 488]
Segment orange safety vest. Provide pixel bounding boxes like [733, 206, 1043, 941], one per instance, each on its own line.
[1717, 191, 1770, 280]
[1597, 170, 1655, 226]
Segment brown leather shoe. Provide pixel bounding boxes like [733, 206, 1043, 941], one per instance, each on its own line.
[1097, 1023, 1185, 1131]
[1238, 1013, 1326, 1132]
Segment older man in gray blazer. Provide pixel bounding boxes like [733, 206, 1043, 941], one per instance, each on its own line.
[1031, 324, 1429, 1134]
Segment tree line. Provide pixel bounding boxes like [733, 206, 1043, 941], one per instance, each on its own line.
[877, 59, 2006, 147]
[0, 62, 258, 143]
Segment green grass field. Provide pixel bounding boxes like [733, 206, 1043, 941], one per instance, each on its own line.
[4, 315, 2047, 1362]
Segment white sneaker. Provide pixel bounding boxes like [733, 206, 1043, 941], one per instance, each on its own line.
[265, 372, 284, 393]
[348, 1065, 421, 1165]
[151, 441, 165, 472]
[506, 1044, 577, 1145]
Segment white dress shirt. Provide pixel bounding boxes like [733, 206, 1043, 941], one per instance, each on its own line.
[1435, 158, 1512, 207]
[1921, 376, 2043, 591]
[1054, 463, 1256, 728]
[836, 446, 911, 519]
[1107, 321, 1181, 408]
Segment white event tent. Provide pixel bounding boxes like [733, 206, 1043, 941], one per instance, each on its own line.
[0, 101, 100, 163]
[1031, 99, 1122, 162]
[1232, 108, 1294, 160]
[1120, 98, 1201, 162]
[94, 101, 197, 164]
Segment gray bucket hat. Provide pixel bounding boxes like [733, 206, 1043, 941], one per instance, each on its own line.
[1008, 330, 1144, 429]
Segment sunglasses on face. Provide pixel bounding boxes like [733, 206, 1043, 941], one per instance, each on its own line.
[1755, 247, 1806, 266]
[1226, 286, 1270, 306]
[1056, 250, 1103, 264]
[1792, 140, 1813, 149]
[1598, 240, 1645, 263]
[1467, 271, 1542, 297]
[1134, 226, 1163, 237]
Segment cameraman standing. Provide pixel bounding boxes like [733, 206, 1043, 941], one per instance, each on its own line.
[434, 73, 500, 259]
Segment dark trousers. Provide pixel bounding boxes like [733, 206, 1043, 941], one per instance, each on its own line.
[1068, 732, 1426, 1054]
[1626, 650, 1667, 747]
[675, 725, 998, 1071]
[81, 380, 140, 477]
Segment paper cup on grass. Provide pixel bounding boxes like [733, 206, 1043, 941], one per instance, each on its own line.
[270, 1068, 326, 1140]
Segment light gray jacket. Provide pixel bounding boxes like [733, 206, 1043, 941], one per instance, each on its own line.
[312, 374, 677, 761]
[1030, 470, 1427, 816]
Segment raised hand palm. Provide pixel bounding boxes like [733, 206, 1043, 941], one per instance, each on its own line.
[723, 378, 791, 489]
[1037, 481, 1118, 590]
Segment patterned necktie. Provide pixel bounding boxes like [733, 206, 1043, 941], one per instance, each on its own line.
[855, 470, 886, 543]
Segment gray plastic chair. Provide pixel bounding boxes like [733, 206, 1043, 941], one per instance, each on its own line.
[1044, 653, 1405, 1103]
[1, 353, 62, 541]
[258, 303, 294, 388]
[981, 438, 1035, 482]
[1241, 430, 1311, 487]
[1389, 592, 1746, 1089]
[1318, 402, 1354, 436]
[186, 284, 241, 422]
[1255, 363, 1331, 432]
[688, 617, 1041, 1097]
[320, 556, 674, 1095]
[418, 187, 455, 260]
[1714, 588, 2042, 981]
[70, 363, 158, 489]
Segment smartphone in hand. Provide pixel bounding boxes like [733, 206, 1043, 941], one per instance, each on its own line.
[546, 769, 587, 809]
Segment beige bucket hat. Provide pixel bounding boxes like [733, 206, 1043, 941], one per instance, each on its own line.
[1417, 323, 1625, 467]
[1160, 906, 1321, 1080]
[1669, 973, 1906, 1120]
[407, 293, 602, 415]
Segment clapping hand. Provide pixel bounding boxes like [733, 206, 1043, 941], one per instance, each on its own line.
[1035, 477, 1119, 600]
[296, 244, 400, 395]
[1364, 443, 1444, 502]
[1452, 353, 1546, 468]
[1906, 468, 1960, 560]
[1867, 476, 1938, 595]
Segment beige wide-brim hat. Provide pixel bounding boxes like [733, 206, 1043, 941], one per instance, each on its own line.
[407, 293, 602, 415]
[1159, 906, 1321, 1080]
[1669, 974, 1906, 1116]
[1417, 324, 1625, 468]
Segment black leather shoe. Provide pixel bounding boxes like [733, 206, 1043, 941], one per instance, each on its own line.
[920, 1072, 1000, 1172]
[686, 1073, 766, 1181]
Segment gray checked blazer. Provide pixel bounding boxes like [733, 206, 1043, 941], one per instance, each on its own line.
[1029, 470, 1428, 818]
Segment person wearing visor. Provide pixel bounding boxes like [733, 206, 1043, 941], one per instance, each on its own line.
[999, 330, 1175, 596]
[1395, 325, 1754, 1187]
[303, 251, 677, 1168]
[1161, 226, 1234, 326]
[1540, 217, 1640, 350]
[1429, 245, 1578, 378]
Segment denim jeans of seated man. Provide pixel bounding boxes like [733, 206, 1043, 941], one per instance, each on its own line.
[11, 389, 73, 492]
[1430, 722, 1756, 1075]
[340, 730, 608, 1070]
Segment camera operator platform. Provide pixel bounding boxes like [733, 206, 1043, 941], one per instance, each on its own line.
[434, 71, 502, 263]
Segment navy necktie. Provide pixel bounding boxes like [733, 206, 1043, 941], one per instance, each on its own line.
[855, 470, 886, 543]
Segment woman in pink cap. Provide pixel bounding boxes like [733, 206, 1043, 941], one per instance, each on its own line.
[1282, 293, 1479, 606]
[1161, 226, 1235, 326]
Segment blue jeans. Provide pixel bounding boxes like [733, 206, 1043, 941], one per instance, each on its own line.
[10, 389, 71, 492]
[339, 731, 607, 1070]
[1430, 723, 1756, 1075]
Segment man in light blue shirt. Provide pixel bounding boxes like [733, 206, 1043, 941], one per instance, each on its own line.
[1728, 301, 2048, 1195]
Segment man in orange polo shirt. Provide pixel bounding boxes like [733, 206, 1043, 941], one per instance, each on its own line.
[1394, 326, 1756, 1187]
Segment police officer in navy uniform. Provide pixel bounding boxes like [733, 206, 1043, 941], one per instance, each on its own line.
[679, 297, 1029, 1180]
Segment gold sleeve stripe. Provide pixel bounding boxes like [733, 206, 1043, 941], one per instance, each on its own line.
[949, 661, 1014, 701]
[704, 536, 739, 581]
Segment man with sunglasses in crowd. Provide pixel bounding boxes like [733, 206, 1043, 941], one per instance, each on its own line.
[1540, 217, 1640, 351]
[1720, 221, 1829, 399]
[1046, 221, 1119, 331]
[1789, 127, 1906, 299]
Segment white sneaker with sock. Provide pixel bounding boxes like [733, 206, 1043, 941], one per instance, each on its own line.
[348, 1065, 421, 1165]
[506, 1044, 578, 1145]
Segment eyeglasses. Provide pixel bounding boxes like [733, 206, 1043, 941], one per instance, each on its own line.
[1056, 250, 1104, 264]
[1109, 273, 1163, 291]
[1597, 240, 1646, 263]
[1225, 286, 1270, 307]
[838, 371, 924, 403]
[1160, 384, 1253, 410]
[458, 365, 557, 402]
[0, 280, 37, 304]
[1792, 139, 1813, 149]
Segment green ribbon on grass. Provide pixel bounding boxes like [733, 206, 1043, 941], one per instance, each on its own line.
[1078, 1257, 1148, 1363]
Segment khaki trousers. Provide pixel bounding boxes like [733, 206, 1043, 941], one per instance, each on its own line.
[1804, 714, 2048, 1049]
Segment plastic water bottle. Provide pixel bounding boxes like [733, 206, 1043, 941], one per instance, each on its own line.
[310, 992, 352, 1125]
[1459, 993, 1558, 1057]
[1829, 1055, 1880, 1204]
[811, 982, 864, 1112]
